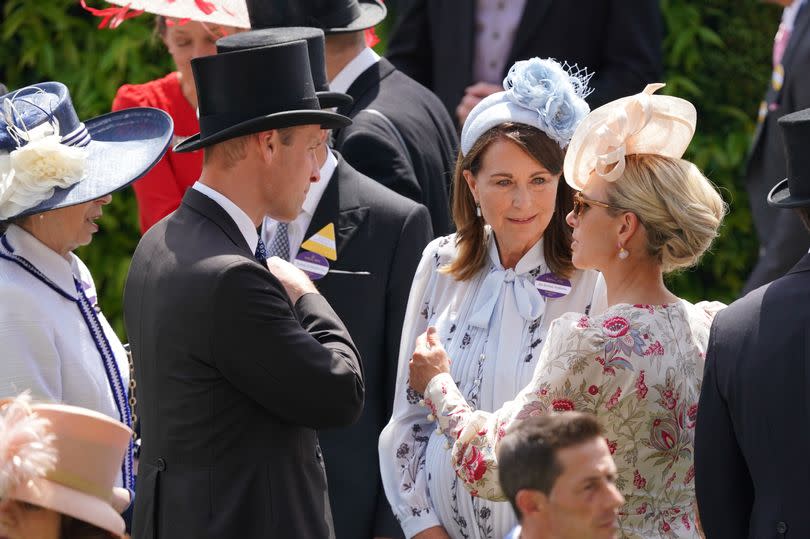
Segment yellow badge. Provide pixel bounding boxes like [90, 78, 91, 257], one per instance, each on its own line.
[758, 100, 768, 124]
[772, 64, 784, 91]
[301, 223, 337, 261]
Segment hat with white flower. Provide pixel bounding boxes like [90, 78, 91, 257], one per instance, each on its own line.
[0, 82, 173, 221]
[460, 57, 593, 156]
[563, 83, 697, 191]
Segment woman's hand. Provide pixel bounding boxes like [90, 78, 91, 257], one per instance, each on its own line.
[409, 327, 451, 393]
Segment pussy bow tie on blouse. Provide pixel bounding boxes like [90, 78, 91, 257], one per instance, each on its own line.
[469, 267, 545, 328]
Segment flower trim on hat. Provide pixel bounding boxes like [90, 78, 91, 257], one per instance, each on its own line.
[0, 392, 57, 499]
[502, 58, 593, 148]
[0, 96, 88, 221]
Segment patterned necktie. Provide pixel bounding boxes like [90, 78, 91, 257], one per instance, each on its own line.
[267, 222, 291, 262]
[254, 237, 268, 263]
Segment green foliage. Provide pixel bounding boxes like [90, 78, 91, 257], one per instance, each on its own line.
[0, 1, 783, 339]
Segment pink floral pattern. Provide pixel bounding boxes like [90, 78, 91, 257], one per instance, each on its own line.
[424, 300, 723, 538]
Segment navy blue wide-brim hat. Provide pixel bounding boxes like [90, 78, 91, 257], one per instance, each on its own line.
[768, 107, 810, 208]
[0, 82, 173, 220]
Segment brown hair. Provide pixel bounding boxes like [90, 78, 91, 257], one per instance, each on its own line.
[497, 413, 604, 517]
[60, 514, 118, 539]
[443, 122, 574, 281]
[202, 128, 296, 168]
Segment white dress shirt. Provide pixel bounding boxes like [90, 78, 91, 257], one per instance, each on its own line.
[0, 225, 130, 431]
[379, 229, 606, 538]
[473, 0, 527, 83]
[261, 149, 338, 260]
[192, 181, 259, 254]
[330, 46, 381, 94]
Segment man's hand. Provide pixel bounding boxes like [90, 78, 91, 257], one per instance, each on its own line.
[266, 256, 319, 303]
[409, 327, 451, 393]
[413, 526, 452, 539]
[455, 82, 503, 126]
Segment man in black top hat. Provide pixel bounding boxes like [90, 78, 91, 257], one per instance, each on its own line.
[124, 40, 364, 539]
[217, 27, 433, 539]
[245, 0, 459, 237]
[695, 107, 810, 539]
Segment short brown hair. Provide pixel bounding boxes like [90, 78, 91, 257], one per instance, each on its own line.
[202, 128, 296, 168]
[444, 123, 574, 281]
[497, 413, 604, 517]
[796, 207, 810, 232]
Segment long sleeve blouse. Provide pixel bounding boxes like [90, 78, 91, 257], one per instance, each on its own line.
[423, 300, 724, 538]
[379, 230, 603, 538]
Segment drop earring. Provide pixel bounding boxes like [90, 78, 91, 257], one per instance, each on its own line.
[618, 244, 629, 260]
[475, 203, 482, 218]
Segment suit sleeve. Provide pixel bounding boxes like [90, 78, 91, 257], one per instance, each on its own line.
[339, 119, 423, 206]
[694, 314, 753, 538]
[385, 0, 434, 88]
[211, 261, 364, 428]
[589, 0, 664, 107]
[375, 203, 433, 538]
[112, 88, 184, 234]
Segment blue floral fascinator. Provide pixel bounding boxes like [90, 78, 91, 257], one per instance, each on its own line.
[460, 58, 593, 155]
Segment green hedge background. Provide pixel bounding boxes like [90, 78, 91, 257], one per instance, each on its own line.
[0, 1, 781, 339]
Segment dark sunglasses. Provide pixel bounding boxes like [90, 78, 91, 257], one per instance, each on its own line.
[572, 191, 621, 217]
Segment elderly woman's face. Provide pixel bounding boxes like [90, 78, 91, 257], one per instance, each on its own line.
[463, 138, 560, 256]
[29, 195, 112, 258]
[0, 499, 61, 539]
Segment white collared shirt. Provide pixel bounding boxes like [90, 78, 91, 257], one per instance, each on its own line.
[261, 149, 338, 260]
[192, 181, 259, 255]
[330, 46, 381, 94]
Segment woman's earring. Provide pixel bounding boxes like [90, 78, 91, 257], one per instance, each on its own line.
[618, 244, 629, 260]
[475, 203, 482, 218]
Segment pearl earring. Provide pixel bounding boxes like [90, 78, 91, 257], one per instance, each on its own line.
[475, 203, 481, 218]
[618, 245, 629, 260]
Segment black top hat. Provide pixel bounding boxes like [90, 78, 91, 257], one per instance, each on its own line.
[768, 108, 810, 208]
[174, 40, 351, 153]
[245, 0, 386, 34]
[216, 27, 352, 109]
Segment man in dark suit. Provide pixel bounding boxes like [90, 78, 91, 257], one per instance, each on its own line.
[123, 41, 364, 539]
[695, 108, 810, 538]
[387, 0, 663, 127]
[218, 26, 434, 539]
[742, 0, 810, 293]
[245, 0, 459, 237]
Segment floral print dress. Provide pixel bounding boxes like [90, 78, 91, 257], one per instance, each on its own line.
[422, 300, 724, 538]
[379, 230, 603, 539]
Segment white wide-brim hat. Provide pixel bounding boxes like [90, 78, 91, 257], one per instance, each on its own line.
[563, 83, 697, 190]
[104, 0, 250, 28]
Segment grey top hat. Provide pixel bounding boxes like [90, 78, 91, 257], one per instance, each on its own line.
[245, 0, 386, 34]
[768, 108, 810, 208]
[216, 27, 352, 109]
[0, 82, 173, 220]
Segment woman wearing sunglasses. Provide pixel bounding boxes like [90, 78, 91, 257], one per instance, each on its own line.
[408, 84, 727, 538]
[379, 58, 606, 539]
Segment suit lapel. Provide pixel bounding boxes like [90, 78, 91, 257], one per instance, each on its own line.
[787, 252, 810, 275]
[304, 154, 369, 257]
[508, 0, 553, 65]
[183, 188, 252, 256]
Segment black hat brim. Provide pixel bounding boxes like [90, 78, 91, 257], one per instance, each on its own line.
[317, 91, 353, 109]
[323, 0, 386, 34]
[15, 107, 173, 219]
[768, 178, 810, 208]
[174, 109, 351, 153]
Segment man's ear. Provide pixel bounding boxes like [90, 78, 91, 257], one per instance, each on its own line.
[258, 130, 277, 165]
[515, 489, 547, 518]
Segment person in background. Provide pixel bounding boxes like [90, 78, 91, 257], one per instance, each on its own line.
[498, 413, 624, 539]
[245, 0, 459, 237]
[742, 0, 810, 292]
[103, 0, 247, 233]
[0, 393, 134, 539]
[0, 82, 172, 506]
[386, 0, 663, 128]
[379, 58, 603, 539]
[695, 108, 810, 539]
[407, 84, 727, 538]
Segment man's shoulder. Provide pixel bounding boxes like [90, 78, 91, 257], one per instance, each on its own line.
[354, 59, 453, 120]
[336, 158, 427, 217]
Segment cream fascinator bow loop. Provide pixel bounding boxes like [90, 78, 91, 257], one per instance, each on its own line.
[563, 83, 697, 190]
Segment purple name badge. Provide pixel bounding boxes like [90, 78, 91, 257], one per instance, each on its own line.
[294, 250, 330, 280]
[535, 272, 572, 299]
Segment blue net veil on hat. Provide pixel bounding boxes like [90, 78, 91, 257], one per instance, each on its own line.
[460, 57, 593, 155]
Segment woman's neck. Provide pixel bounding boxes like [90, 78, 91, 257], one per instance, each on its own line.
[18, 221, 71, 261]
[602, 260, 678, 307]
[494, 233, 539, 270]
